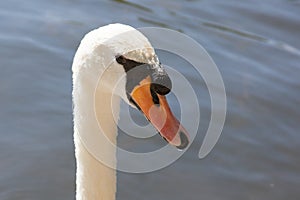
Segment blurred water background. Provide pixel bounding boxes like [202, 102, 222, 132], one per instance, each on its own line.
[0, 0, 300, 199]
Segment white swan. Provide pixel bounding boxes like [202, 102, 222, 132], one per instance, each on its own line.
[72, 23, 189, 200]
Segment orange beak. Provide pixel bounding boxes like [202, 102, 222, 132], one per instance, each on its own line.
[130, 76, 190, 149]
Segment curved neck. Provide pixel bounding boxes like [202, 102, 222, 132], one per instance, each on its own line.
[73, 70, 119, 200]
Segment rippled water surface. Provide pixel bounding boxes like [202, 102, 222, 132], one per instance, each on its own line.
[1, 0, 300, 199]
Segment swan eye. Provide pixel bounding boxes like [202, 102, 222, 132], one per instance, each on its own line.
[115, 55, 144, 72]
[116, 55, 127, 65]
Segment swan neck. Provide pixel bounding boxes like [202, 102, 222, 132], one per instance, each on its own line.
[73, 72, 119, 200]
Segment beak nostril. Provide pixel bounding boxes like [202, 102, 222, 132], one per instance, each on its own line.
[150, 86, 160, 105]
[176, 131, 189, 150]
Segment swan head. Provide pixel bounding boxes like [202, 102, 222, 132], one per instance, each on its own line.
[74, 24, 190, 149]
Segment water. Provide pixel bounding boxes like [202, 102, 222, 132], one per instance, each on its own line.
[1, 0, 300, 199]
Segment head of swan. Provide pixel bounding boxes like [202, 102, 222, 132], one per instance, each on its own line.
[73, 23, 189, 150]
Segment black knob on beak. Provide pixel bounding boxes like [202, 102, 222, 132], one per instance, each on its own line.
[150, 73, 172, 95]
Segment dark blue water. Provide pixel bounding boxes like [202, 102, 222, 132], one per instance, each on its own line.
[1, 0, 299, 199]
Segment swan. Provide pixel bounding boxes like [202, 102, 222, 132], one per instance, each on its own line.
[72, 23, 190, 200]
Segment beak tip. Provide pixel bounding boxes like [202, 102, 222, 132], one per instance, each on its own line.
[175, 131, 189, 150]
